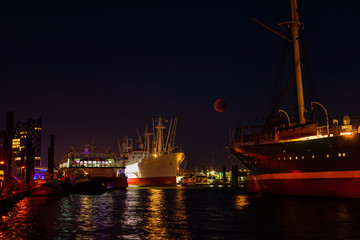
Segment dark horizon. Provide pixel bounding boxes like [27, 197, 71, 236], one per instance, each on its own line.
[1, 1, 360, 171]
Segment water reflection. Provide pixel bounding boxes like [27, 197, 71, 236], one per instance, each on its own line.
[172, 189, 190, 239]
[0, 197, 34, 239]
[122, 189, 143, 239]
[2, 188, 360, 239]
[174, 189, 188, 226]
[144, 189, 169, 239]
[76, 195, 94, 235]
[234, 195, 249, 210]
[56, 196, 77, 238]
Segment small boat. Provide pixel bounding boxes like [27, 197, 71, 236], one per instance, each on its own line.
[31, 179, 63, 196]
[179, 171, 216, 186]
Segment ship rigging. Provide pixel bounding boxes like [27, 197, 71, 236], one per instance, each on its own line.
[228, 0, 360, 198]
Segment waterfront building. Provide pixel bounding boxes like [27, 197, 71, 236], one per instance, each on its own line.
[12, 116, 42, 168]
[0, 131, 4, 184]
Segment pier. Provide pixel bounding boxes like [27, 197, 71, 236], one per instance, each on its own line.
[0, 112, 36, 210]
[0, 183, 31, 211]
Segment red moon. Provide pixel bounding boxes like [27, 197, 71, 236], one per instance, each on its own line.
[214, 99, 227, 112]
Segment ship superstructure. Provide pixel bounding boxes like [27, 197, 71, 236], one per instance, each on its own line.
[59, 143, 127, 189]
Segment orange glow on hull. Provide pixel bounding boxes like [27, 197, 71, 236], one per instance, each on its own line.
[127, 176, 176, 186]
[248, 171, 360, 198]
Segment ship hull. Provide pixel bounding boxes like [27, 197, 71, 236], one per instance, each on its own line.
[127, 176, 176, 185]
[230, 133, 360, 198]
[31, 180, 63, 196]
[248, 171, 360, 198]
[31, 186, 63, 196]
[94, 176, 128, 189]
[125, 152, 185, 186]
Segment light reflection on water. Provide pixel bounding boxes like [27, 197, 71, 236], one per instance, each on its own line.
[173, 188, 189, 233]
[144, 189, 168, 239]
[234, 195, 249, 210]
[2, 187, 360, 239]
[76, 196, 94, 235]
[121, 189, 143, 239]
[0, 197, 34, 239]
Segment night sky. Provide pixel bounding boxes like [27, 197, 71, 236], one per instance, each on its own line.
[1, 1, 360, 171]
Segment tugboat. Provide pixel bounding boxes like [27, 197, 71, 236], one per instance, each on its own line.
[31, 173, 63, 196]
[228, 0, 360, 198]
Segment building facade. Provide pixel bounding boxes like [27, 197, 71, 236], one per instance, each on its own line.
[12, 116, 42, 167]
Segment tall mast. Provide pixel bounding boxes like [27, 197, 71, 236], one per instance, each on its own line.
[290, 0, 306, 124]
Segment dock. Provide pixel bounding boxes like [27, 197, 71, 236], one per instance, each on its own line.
[0, 183, 31, 211]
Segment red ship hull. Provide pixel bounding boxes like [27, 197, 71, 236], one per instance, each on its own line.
[230, 133, 360, 198]
[112, 177, 128, 189]
[248, 171, 360, 198]
[127, 176, 176, 186]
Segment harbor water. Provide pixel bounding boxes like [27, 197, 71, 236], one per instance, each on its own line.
[1, 186, 360, 239]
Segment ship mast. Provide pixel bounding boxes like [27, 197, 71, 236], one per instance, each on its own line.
[290, 0, 306, 124]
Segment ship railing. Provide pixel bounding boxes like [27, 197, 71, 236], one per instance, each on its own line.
[317, 125, 330, 136]
[318, 123, 357, 137]
[232, 125, 275, 145]
[69, 161, 124, 168]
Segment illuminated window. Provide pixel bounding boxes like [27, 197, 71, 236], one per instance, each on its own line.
[338, 153, 341, 157]
[327, 154, 329, 158]
[296, 156, 298, 160]
[278, 157, 280, 160]
[289, 157, 292, 160]
[312, 155, 315, 159]
[12, 138, 21, 149]
[283, 150, 285, 153]
[284, 157, 286, 160]
[343, 153, 346, 157]
[302, 156, 304, 159]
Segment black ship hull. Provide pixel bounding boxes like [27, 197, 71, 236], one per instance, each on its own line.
[229, 133, 360, 198]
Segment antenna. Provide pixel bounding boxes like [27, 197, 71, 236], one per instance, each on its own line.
[164, 118, 173, 153]
[152, 118, 156, 153]
[171, 118, 178, 149]
[105, 147, 111, 154]
[117, 140, 122, 156]
[137, 129, 142, 143]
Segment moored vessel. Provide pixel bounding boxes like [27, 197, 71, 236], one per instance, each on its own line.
[59, 143, 128, 190]
[31, 178, 63, 196]
[228, 0, 360, 198]
[122, 117, 185, 186]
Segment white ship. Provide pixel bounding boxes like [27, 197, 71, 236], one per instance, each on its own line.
[122, 117, 185, 185]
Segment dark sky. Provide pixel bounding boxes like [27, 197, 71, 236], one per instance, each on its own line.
[1, 1, 360, 171]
